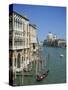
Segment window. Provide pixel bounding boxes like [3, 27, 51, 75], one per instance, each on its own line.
[9, 58, 12, 67]
[9, 37, 12, 46]
[9, 19, 12, 30]
[22, 56, 23, 63]
[14, 17, 16, 29]
[16, 19, 17, 29]
[18, 19, 19, 29]
[14, 58, 16, 66]
[17, 54, 20, 68]
[19, 20, 22, 30]
[33, 43, 35, 49]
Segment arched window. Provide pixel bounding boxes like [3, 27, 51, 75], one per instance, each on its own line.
[18, 19, 19, 29]
[9, 58, 12, 67]
[17, 53, 20, 68]
[14, 58, 16, 67]
[16, 18, 17, 29]
[22, 56, 23, 63]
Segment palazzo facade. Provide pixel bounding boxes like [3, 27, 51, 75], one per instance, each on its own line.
[9, 11, 38, 85]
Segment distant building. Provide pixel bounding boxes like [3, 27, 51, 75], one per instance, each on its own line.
[43, 32, 66, 47]
[53, 34, 57, 40]
[47, 32, 54, 41]
[47, 32, 57, 41]
[57, 39, 66, 47]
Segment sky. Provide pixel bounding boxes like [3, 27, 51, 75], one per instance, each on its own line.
[11, 4, 66, 41]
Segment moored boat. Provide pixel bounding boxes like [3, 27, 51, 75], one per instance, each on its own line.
[36, 70, 49, 81]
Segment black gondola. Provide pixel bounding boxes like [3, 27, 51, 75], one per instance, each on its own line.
[36, 70, 49, 81]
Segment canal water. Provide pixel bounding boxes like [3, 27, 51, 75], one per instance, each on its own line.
[16, 47, 66, 86]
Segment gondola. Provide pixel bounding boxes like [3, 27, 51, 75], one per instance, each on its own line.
[36, 70, 49, 81]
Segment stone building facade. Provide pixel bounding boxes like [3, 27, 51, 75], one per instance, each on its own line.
[29, 24, 38, 62]
[9, 11, 38, 85]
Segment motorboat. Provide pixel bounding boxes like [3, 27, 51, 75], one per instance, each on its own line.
[60, 54, 64, 57]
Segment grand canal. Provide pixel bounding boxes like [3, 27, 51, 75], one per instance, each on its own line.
[15, 47, 66, 86]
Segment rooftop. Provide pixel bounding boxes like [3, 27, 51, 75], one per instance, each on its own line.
[9, 11, 29, 21]
[29, 23, 37, 29]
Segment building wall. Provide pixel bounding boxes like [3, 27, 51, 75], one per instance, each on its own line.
[47, 32, 57, 42]
[58, 40, 66, 47]
[29, 24, 37, 62]
[9, 12, 25, 73]
[9, 12, 37, 75]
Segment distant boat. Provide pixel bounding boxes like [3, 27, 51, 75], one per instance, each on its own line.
[60, 54, 64, 57]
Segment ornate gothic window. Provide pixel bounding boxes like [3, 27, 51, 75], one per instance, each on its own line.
[17, 53, 20, 68]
